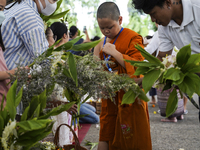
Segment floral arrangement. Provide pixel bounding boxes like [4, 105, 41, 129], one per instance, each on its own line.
[125, 44, 200, 117]
[11, 36, 149, 128]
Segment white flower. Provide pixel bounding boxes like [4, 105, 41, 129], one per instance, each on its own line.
[162, 54, 176, 69]
[51, 51, 65, 74]
[1, 120, 17, 150]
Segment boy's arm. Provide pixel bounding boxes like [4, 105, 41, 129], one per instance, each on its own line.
[94, 38, 104, 58]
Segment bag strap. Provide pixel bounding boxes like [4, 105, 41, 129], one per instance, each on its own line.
[54, 123, 80, 148]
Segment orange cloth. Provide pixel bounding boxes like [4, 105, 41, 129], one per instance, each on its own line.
[99, 28, 152, 150]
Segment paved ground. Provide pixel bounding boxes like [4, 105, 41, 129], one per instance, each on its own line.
[81, 94, 200, 150]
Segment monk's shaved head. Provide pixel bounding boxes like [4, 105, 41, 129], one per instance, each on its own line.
[97, 2, 120, 21]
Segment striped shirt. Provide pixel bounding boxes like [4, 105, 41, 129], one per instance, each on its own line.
[1, 0, 49, 70]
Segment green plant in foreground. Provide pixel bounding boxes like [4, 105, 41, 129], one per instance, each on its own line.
[125, 44, 200, 117]
[0, 80, 75, 150]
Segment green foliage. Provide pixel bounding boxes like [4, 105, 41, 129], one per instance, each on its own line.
[165, 88, 178, 117]
[0, 80, 75, 149]
[125, 44, 200, 117]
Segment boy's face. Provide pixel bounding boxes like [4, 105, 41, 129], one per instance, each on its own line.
[147, 4, 172, 26]
[97, 16, 122, 39]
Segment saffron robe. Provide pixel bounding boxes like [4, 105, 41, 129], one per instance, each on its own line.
[99, 28, 152, 150]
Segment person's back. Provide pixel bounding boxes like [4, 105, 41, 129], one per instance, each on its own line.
[1, 0, 57, 70]
[1, 0, 57, 117]
[94, 2, 152, 150]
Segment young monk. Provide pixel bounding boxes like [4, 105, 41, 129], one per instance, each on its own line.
[94, 2, 152, 150]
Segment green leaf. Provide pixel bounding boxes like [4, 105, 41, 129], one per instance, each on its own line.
[40, 36, 82, 59]
[162, 80, 172, 92]
[17, 119, 52, 133]
[142, 69, 161, 93]
[0, 109, 9, 127]
[38, 102, 75, 119]
[28, 96, 39, 119]
[134, 66, 153, 76]
[71, 39, 102, 51]
[55, 0, 63, 12]
[5, 80, 17, 117]
[181, 53, 200, 73]
[137, 88, 150, 102]
[41, 0, 63, 21]
[172, 72, 185, 85]
[48, 10, 70, 20]
[85, 140, 98, 150]
[63, 68, 71, 78]
[64, 88, 73, 101]
[165, 89, 178, 117]
[187, 73, 200, 96]
[16, 123, 53, 148]
[125, 60, 159, 68]
[21, 106, 29, 121]
[0, 115, 4, 137]
[1, 95, 5, 111]
[8, 105, 16, 121]
[68, 52, 78, 86]
[15, 86, 23, 107]
[74, 114, 89, 118]
[53, 36, 83, 52]
[176, 44, 191, 68]
[164, 68, 181, 81]
[38, 89, 47, 112]
[122, 89, 137, 104]
[32, 104, 40, 119]
[135, 44, 163, 65]
[178, 74, 197, 98]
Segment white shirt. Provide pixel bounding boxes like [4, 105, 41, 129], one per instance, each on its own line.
[145, 31, 159, 56]
[158, 0, 200, 54]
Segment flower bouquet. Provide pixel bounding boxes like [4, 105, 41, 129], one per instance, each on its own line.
[125, 44, 200, 117]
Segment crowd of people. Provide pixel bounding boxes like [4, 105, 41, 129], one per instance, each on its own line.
[0, 0, 200, 149]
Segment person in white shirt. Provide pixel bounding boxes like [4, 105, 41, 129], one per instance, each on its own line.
[132, 0, 199, 118]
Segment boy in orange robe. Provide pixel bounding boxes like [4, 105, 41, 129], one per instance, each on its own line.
[94, 2, 152, 150]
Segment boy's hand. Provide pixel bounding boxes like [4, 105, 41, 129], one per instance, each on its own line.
[102, 43, 117, 56]
[134, 77, 143, 88]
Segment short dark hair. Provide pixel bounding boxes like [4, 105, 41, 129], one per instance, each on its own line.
[132, 0, 166, 13]
[91, 36, 100, 41]
[97, 2, 120, 21]
[50, 22, 68, 42]
[69, 25, 78, 38]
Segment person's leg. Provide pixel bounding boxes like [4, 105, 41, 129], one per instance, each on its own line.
[149, 88, 156, 104]
[183, 96, 188, 114]
[79, 103, 99, 124]
[98, 141, 109, 150]
[82, 103, 96, 113]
